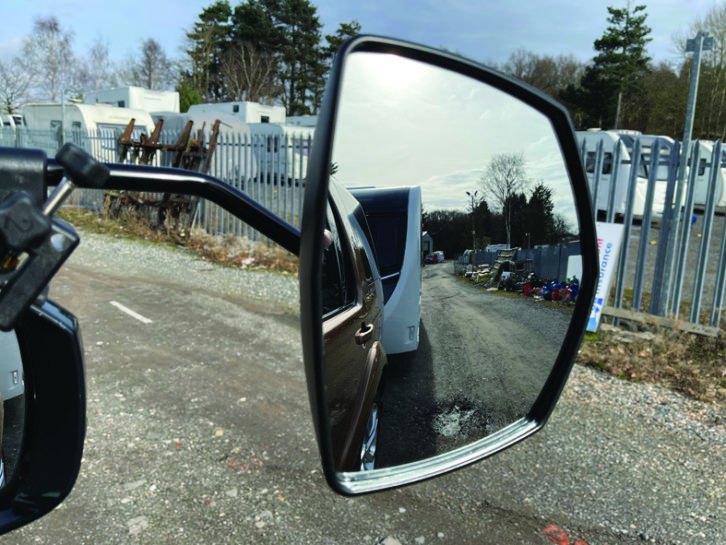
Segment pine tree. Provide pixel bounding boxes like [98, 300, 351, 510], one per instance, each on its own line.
[590, 4, 652, 129]
[263, 0, 325, 115]
[184, 0, 232, 102]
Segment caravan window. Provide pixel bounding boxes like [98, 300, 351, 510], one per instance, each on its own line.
[601, 152, 613, 174]
[585, 151, 613, 175]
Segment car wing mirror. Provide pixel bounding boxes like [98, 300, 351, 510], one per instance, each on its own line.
[300, 36, 598, 495]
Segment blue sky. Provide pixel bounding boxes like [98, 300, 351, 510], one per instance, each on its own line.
[0, 1, 720, 69]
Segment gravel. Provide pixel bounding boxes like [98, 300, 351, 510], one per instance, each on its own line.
[8, 232, 724, 544]
[72, 232, 300, 315]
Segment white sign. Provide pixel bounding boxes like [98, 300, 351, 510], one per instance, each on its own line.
[587, 222, 624, 331]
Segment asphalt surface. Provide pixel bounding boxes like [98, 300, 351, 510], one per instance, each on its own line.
[379, 264, 573, 467]
[3, 234, 724, 544]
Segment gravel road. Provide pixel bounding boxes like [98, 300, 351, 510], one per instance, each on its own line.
[4, 232, 724, 544]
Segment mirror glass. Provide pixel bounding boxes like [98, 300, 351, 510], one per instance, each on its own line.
[323, 52, 582, 473]
[0, 330, 25, 488]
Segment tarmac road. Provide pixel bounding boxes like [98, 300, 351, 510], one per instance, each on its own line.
[378, 263, 574, 467]
[4, 234, 724, 544]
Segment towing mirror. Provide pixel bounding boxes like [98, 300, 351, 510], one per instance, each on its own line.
[300, 36, 598, 495]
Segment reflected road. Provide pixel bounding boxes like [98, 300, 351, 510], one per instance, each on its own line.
[378, 261, 575, 468]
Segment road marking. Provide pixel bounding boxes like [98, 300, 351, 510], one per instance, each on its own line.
[110, 301, 153, 324]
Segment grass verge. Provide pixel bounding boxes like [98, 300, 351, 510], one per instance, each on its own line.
[58, 206, 298, 275]
[576, 326, 726, 408]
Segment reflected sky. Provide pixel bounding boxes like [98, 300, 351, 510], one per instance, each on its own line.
[332, 52, 577, 224]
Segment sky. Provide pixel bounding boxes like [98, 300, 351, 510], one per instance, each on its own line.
[0, 0, 721, 69]
[332, 52, 576, 220]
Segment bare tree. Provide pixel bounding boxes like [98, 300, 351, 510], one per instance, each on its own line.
[0, 59, 32, 113]
[682, 3, 726, 139]
[121, 38, 173, 90]
[19, 16, 76, 102]
[479, 153, 529, 247]
[503, 49, 585, 98]
[80, 36, 118, 91]
[220, 41, 277, 102]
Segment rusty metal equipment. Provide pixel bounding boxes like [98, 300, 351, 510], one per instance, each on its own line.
[105, 117, 221, 236]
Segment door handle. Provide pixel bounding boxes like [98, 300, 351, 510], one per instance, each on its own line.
[355, 321, 374, 345]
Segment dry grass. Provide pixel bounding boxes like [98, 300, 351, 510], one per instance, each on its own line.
[58, 206, 298, 275]
[577, 325, 726, 408]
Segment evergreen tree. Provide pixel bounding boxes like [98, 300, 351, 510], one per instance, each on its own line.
[232, 0, 281, 53]
[324, 20, 361, 60]
[184, 0, 233, 102]
[263, 0, 326, 115]
[523, 183, 555, 247]
[583, 4, 652, 129]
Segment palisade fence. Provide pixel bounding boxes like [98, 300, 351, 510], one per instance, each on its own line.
[581, 135, 726, 331]
[0, 126, 311, 241]
[459, 135, 726, 330]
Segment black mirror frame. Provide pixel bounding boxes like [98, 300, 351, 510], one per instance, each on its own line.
[300, 35, 598, 495]
[0, 300, 86, 533]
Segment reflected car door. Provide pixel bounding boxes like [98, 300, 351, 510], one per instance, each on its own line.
[322, 197, 386, 472]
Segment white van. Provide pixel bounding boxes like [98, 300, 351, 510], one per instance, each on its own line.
[351, 186, 422, 355]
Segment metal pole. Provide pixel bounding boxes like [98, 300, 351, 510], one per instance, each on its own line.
[710, 212, 726, 327]
[606, 139, 622, 223]
[632, 140, 660, 312]
[614, 139, 642, 310]
[671, 141, 700, 317]
[650, 140, 680, 316]
[591, 139, 604, 212]
[690, 140, 722, 323]
[666, 32, 713, 310]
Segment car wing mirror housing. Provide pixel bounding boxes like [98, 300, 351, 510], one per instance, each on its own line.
[0, 301, 85, 533]
[300, 35, 598, 495]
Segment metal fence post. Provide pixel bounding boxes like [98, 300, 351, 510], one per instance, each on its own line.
[650, 139, 680, 316]
[670, 141, 701, 317]
[614, 139, 641, 311]
[606, 139, 622, 223]
[690, 140, 722, 323]
[632, 141, 660, 312]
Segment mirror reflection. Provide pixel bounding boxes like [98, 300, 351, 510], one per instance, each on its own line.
[0, 330, 25, 488]
[323, 52, 582, 473]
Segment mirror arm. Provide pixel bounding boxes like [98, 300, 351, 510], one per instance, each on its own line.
[47, 160, 301, 256]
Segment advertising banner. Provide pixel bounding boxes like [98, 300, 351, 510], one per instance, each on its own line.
[587, 222, 624, 331]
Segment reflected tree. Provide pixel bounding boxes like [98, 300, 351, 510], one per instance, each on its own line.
[479, 152, 529, 247]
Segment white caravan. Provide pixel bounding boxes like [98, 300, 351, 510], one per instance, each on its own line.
[84, 86, 180, 113]
[1, 114, 23, 128]
[247, 123, 314, 178]
[22, 103, 154, 162]
[577, 131, 679, 217]
[350, 186, 422, 355]
[687, 140, 726, 210]
[188, 101, 286, 124]
[151, 111, 257, 180]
